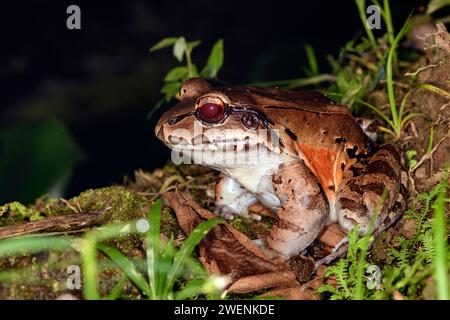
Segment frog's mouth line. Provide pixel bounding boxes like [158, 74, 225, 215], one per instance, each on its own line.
[166, 133, 260, 152]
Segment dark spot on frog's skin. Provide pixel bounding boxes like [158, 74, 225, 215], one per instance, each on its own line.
[339, 198, 367, 214]
[328, 185, 334, 191]
[365, 160, 397, 180]
[288, 179, 292, 183]
[346, 145, 359, 159]
[284, 128, 297, 141]
[220, 197, 223, 200]
[364, 140, 376, 156]
[335, 136, 347, 144]
[364, 182, 390, 200]
[341, 163, 346, 171]
[273, 176, 282, 185]
[348, 181, 363, 194]
[321, 129, 328, 135]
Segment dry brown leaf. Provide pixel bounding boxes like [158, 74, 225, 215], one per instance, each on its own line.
[248, 202, 275, 218]
[261, 285, 319, 300]
[318, 223, 346, 247]
[164, 189, 287, 282]
[227, 269, 297, 294]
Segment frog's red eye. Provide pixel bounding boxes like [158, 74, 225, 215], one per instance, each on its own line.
[197, 98, 225, 123]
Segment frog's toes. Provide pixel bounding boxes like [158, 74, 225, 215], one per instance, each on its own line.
[213, 205, 239, 220]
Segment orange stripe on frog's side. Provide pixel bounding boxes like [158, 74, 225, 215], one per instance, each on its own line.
[298, 143, 341, 200]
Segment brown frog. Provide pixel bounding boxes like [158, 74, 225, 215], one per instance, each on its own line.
[155, 78, 407, 260]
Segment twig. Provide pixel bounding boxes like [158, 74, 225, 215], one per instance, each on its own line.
[0, 212, 103, 240]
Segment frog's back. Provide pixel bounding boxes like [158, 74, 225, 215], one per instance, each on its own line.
[218, 85, 350, 115]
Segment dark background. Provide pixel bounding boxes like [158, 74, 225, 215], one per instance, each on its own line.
[0, 0, 428, 202]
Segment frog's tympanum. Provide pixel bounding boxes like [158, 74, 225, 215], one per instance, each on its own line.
[155, 78, 407, 260]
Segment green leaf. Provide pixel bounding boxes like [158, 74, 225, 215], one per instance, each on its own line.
[165, 218, 223, 294]
[149, 37, 178, 52]
[105, 275, 128, 300]
[0, 119, 83, 203]
[175, 278, 205, 300]
[173, 37, 187, 62]
[147, 199, 161, 299]
[97, 243, 151, 297]
[201, 39, 224, 78]
[164, 66, 189, 82]
[304, 44, 319, 76]
[427, 0, 450, 14]
[433, 174, 449, 300]
[406, 149, 418, 168]
[386, 16, 412, 135]
[187, 40, 202, 52]
[161, 81, 181, 101]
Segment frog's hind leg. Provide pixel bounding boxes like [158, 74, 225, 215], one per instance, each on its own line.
[335, 144, 407, 235]
[267, 161, 329, 260]
[214, 173, 258, 220]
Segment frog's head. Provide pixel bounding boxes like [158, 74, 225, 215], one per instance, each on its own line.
[155, 78, 283, 166]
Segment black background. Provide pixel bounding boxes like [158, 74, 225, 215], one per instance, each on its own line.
[0, 0, 427, 199]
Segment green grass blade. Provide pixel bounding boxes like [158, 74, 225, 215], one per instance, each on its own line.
[355, 0, 380, 58]
[105, 274, 128, 300]
[386, 16, 412, 135]
[147, 198, 162, 299]
[400, 112, 427, 129]
[304, 44, 319, 76]
[175, 278, 205, 300]
[97, 243, 151, 297]
[165, 218, 223, 294]
[433, 174, 449, 300]
[0, 236, 74, 256]
[82, 235, 100, 300]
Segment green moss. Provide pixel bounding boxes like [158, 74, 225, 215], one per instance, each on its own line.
[160, 206, 182, 237]
[0, 202, 44, 226]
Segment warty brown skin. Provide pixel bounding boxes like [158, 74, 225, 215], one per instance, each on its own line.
[155, 78, 404, 260]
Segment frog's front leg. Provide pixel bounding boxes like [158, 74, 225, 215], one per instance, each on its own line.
[335, 144, 406, 235]
[267, 161, 329, 260]
[214, 173, 258, 220]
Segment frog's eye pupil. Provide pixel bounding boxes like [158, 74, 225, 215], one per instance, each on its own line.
[198, 103, 224, 123]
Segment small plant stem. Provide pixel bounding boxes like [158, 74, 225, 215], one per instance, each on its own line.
[386, 16, 411, 139]
[82, 236, 100, 300]
[356, 0, 382, 60]
[382, 0, 396, 64]
[433, 174, 448, 300]
[427, 124, 435, 154]
[186, 48, 194, 78]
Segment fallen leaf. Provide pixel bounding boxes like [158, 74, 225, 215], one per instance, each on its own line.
[318, 223, 346, 247]
[164, 189, 287, 282]
[261, 285, 319, 300]
[227, 269, 297, 294]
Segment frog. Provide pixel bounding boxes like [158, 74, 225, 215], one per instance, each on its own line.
[155, 77, 407, 260]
